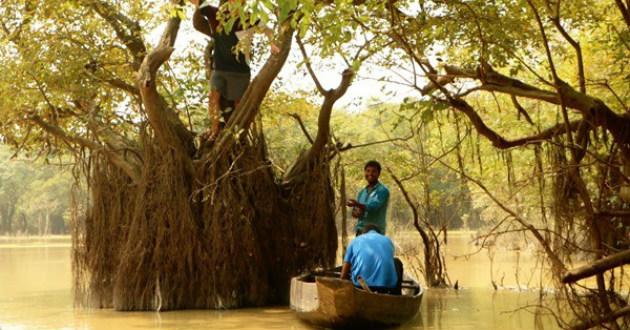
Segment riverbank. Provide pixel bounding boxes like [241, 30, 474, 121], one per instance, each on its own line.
[0, 235, 71, 248]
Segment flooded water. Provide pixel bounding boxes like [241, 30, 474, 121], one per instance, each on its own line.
[0, 234, 562, 330]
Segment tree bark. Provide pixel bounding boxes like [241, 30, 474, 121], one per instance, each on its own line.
[563, 249, 630, 284]
[443, 64, 630, 161]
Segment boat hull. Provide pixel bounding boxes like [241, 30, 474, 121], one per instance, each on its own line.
[290, 272, 423, 329]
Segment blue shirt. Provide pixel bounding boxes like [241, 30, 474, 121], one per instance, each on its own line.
[343, 230, 397, 288]
[355, 182, 390, 234]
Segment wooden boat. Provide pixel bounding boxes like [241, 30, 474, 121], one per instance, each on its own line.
[290, 268, 423, 329]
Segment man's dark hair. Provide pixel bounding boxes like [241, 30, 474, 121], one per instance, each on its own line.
[361, 224, 381, 234]
[364, 160, 382, 173]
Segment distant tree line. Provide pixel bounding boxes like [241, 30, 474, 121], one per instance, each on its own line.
[0, 146, 74, 235]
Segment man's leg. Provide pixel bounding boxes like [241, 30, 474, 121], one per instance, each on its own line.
[208, 71, 227, 141]
[208, 90, 222, 140]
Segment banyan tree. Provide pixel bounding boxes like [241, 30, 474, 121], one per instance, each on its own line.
[0, 0, 359, 310]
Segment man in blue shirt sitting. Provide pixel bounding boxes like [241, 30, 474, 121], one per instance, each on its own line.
[347, 160, 390, 235]
[341, 225, 403, 295]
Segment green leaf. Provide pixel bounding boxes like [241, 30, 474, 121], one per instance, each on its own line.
[421, 109, 434, 123]
[432, 102, 448, 111]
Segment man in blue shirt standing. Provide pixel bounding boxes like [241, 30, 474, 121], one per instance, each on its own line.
[347, 160, 390, 235]
[340, 225, 402, 294]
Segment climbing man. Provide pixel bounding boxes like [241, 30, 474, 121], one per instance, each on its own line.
[189, 0, 280, 140]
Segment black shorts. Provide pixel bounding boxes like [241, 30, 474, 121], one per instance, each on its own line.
[210, 70, 251, 101]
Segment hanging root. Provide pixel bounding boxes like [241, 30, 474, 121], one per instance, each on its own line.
[74, 126, 338, 310]
[112, 142, 207, 310]
[284, 150, 338, 273]
[73, 157, 135, 308]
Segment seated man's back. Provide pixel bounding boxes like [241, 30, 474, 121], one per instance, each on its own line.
[342, 226, 398, 292]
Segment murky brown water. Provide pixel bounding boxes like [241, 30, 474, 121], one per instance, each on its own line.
[0, 234, 562, 330]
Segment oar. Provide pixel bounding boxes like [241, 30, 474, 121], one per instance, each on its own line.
[357, 276, 373, 293]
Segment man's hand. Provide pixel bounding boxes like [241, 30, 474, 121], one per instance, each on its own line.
[341, 262, 351, 280]
[347, 199, 366, 210]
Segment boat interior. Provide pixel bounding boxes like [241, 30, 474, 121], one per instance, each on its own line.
[299, 267, 422, 296]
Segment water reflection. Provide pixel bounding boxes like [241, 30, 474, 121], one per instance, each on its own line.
[411, 289, 554, 330]
[0, 237, 562, 330]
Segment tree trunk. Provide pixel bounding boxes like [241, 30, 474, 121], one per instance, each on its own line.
[43, 211, 50, 236]
[18, 213, 27, 234]
[0, 206, 7, 234]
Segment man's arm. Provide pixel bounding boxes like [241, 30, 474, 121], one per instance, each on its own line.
[191, 0, 219, 37]
[341, 244, 354, 280]
[352, 189, 390, 212]
[341, 262, 352, 280]
[255, 23, 280, 54]
[192, 9, 213, 38]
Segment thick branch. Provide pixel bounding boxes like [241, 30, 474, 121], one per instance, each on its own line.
[30, 115, 141, 181]
[596, 210, 630, 217]
[420, 75, 455, 95]
[30, 115, 100, 150]
[331, 69, 354, 101]
[449, 98, 581, 149]
[214, 23, 296, 151]
[136, 14, 195, 155]
[84, 117, 143, 175]
[563, 249, 630, 284]
[312, 69, 354, 153]
[296, 30, 355, 146]
[283, 64, 353, 182]
[445, 65, 556, 100]
[86, 0, 146, 70]
[444, 64, 630, 161]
